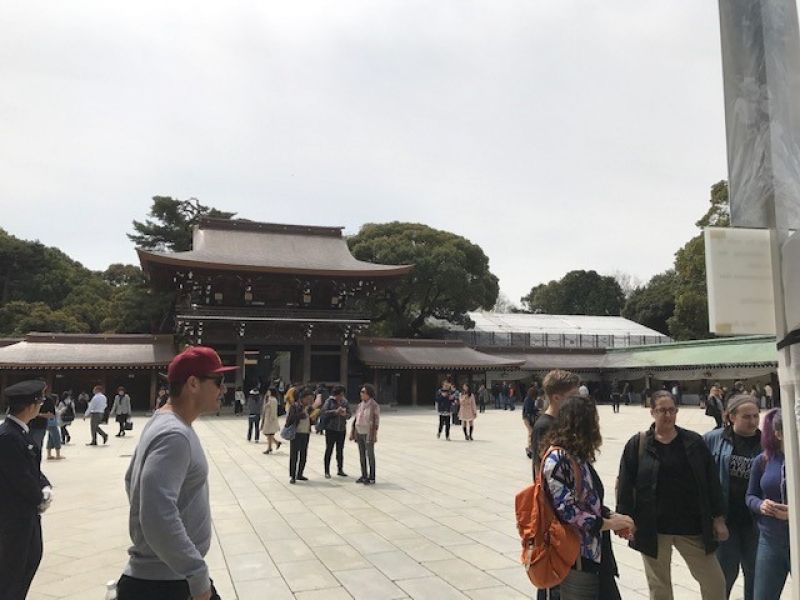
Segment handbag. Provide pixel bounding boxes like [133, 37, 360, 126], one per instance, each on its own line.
[280, 423, 297, 441]
[124, 418, 134, 431]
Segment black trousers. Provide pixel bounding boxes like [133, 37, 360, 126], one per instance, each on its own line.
[611, 394, 621, 413]
[324, 429, 346, 474]
[247, 415, 260, 441]
[438, 414, 450, 437]
[289, 433, 310, 478]
[117, 575, 221, 600]
[0, 515, 42, 600]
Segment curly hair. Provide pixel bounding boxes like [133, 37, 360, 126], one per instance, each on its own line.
[543, 396, 602, 463]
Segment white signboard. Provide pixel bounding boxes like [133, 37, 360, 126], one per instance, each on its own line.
[705, 227, 776, 335]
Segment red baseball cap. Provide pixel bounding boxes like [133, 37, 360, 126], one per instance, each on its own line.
[167, 346, 238, 383]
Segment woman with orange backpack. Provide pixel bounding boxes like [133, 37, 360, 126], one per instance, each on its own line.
[541, 396, 633, 599]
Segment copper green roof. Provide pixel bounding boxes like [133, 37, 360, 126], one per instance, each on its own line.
[604, 335, 777, 370]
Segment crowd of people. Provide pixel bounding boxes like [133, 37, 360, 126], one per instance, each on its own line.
[525, 368, 790, 600]
[0, 344, 791, 600]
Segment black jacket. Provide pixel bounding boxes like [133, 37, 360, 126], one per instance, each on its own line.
[616, 425, 724, 559]
[0, 419, 50, 523]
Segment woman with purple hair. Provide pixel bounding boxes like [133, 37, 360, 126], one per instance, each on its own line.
[746, 408, 789, 600]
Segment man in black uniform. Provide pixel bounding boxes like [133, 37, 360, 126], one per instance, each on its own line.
[0, 380, 53, 600]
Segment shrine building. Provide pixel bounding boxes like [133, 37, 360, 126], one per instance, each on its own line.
[137, 217, 413, 393]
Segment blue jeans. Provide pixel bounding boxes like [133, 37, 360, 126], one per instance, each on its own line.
[753, 535, 790, 600]
[247, 415, 260, 441]
[45, 424, 61, 450]
[716, 521, 757, 600]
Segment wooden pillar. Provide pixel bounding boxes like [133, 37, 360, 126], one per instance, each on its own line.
[339, 344, 349, 386]
[411, 370, 419, 406]
[303, 339, 311, 384]
[235, 340, 245, 390]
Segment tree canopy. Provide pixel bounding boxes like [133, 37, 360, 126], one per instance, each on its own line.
[521, 270, 625, 316]
[0, 227, 174, 336]
[621, 270, 677, 336]
[347, 222, 499, 337]
[128, 196, 235, 251]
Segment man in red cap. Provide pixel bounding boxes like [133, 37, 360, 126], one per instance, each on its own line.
[116, 346, 237, 600]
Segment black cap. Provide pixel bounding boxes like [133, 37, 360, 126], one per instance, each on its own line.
[3, 380, 47, 401]
[4, 380, 47, 399]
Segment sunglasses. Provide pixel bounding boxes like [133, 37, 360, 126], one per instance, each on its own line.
[200, 375, 224, 388]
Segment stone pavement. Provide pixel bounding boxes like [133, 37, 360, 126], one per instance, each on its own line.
[27, 404, 792, 599]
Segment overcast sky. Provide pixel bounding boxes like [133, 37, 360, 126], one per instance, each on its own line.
[0, 1, 728, 305]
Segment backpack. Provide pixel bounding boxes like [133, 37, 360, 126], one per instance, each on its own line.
[62, 401, 75, 422]
[515, 445, 581, 589]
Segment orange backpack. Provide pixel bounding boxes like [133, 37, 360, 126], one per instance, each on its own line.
[515, 445, 581, 589]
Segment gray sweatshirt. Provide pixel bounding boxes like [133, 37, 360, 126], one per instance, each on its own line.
[123, 411, 211, 597]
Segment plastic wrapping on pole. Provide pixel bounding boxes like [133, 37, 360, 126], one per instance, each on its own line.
[718, 1, 800, 593]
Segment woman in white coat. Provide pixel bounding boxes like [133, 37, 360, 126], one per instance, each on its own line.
[261, 387, 282, 454]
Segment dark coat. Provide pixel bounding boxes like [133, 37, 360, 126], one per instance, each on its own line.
[616, 425, 725, 559]
[0, 418, 50, 523]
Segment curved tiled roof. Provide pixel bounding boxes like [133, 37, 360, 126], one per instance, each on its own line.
[0, 333, 175, 369]
[357, 338, 524, 370]
[139, 218, 413, 278]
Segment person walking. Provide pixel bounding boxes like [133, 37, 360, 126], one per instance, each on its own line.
[260, 388, 282, 454]
[746, 409, 790, 600]
[616, 390, 728, 600]
[541, 396, 633, 599]
[764, 383, 774, 409]
[0, 380, 54, 600]
[76, 390, 90, 414]
[245, 388, 263, 442]
[522, 384, 539, 458]
[477, 383, 489, 413]
[111, 386, 132, 437]
[56, 391, 75, 444]
[116, 345, 234, 600]
[155, 387, 169, 410]
[436, 378, 456, 440]
[286, 388, 313, 484]
[44, 394, 64, 461]
[322, 385, 351, 478]
[706, 385, 726, 429]
[84, 385, 109, 445]
[506, 383, 517, 410]
[458, 383, 477, 440]
[351, 383, 380, 485]
[610, 379, 621, 414]
[27, 397, 50, 456]
[234, 385, 245, 416]
[703, 395, 762, 599]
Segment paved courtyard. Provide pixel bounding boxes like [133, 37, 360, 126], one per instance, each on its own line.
[28, 403, 791, 600]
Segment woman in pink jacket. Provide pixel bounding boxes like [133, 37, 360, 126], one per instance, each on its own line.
[459, 383, 478, 440]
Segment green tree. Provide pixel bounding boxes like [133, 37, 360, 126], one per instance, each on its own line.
[347, 222, 499, 337]
[666, 181, 730, 340]
[101, 264, 174, 333]
[521, 270, 625, 315]
[622, 270, 677, 335]
[0, 301, 90, 335]
[128, 196, 236, 251]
